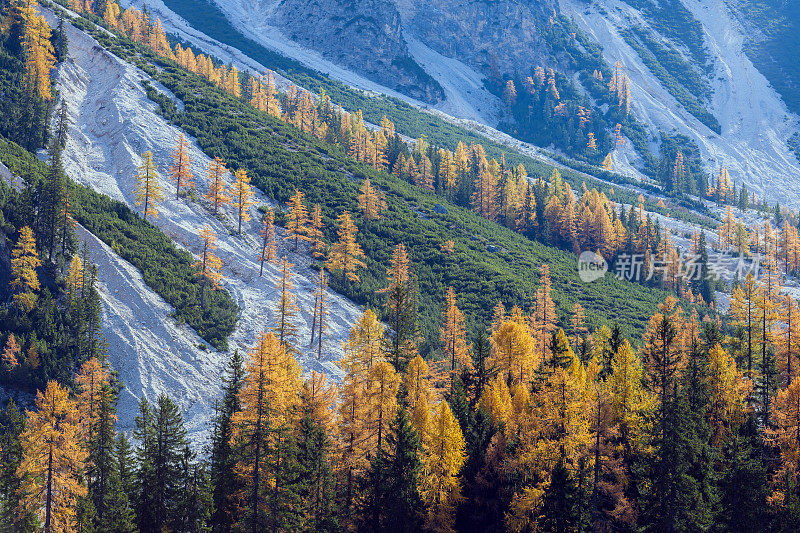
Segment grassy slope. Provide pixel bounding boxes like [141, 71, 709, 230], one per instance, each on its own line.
[146, 57, 670, 348]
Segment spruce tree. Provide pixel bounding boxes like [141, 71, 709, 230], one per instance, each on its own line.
[539, 460, 578, 533]
[134, 395, 189, 533]
[210, 351, 245, 533]
[295, 405, 338, 533]
[357, 407, 424, 533]
[715, 416, 768, 533]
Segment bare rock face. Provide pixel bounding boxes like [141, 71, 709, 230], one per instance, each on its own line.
[405, 0, 560, 77]
[271, 0, 444, 102]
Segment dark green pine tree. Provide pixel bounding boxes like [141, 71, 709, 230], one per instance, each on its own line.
[539, 460, 579, 533]
[40, 140, 68, 263]
[739, 184, 749, 210]
[357, 407, 424, 533]
[270, 430, 304, 533]
[53, 15, 68, 63]
[134, 395, 189, 533]
[88, 384, 117, 522]
[176, 445, 212, 533]
[598, 323, 623, 380]
[714, 415, 768, 533]
[382, 274, 421, 373]
[295, 405, 339, 533]
[0, 400, 35, 531]
[117, 433, 137, 509]
[462, 330, 494, 411]
[56, 100, 69, 149]
[640, 339, 717, 532]
[89, 385, 136, 533]
[209, 350, 245, 533]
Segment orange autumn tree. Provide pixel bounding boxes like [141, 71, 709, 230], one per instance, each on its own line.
[768, 379, 800, 511]
[169, 133, 194, 199]
[420, 401, 466, 533]
[74, 358, 111, 440]
[285, 189, 311, 251]
[308, 204, 326, 259]
[230, 332, 302, 533]
[271, 257, 300, 353]
[327, 211, 366, 284]
[17, 381, 87, 533]
[229, 169, 254, 235]
[441, 287, 470, 385]
[193, 225, 223, 309]
[337, 309, 384, 510]
[490, 318, 536, 386]
[21, 3, 56, 101]
[2, 334, 20, 368]
[258, 208, 277, 276]
[205, 157, 230, 215]
[10, 226, 41, 311]
[135, 151, 163, 221]
[358, 178, 385, 220]
[405, 354, 437, 436]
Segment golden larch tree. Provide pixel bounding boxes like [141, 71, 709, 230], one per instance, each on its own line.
[22, 7, 56, 100]
[358, 178, 384, 220]
[17, 381, 87, 533]
[229, 169, 254, 235]
[10, 226, 41, 311]
[404, 354, 437, 436]
[285, 189, 311, 251]
[441, 287, 471, 385]
[421, 401, 466, 533]
[271, 257, 300, 353]
[768, 379, 800, 510]
[706, 344, 750, 446]
[74, 358, 111, 441]
[337, 309, 384, 509]
[169, 133, 194, 199]
[490, 318, 536, 386]
[780, 294, 800, 387]
[135, 151, 163, 221]
[258, 208, 278, 276]
[193, 225, 223, 309]
[533, 264, 557, 363]
[230, 332, 302, 532]
[205, 157, 230, 215]
[2, 334, 20, 368]
[66, 253, 83, 298]
[367, 360, 400, 453]
[327, 211, 367, 284]
[609, 340, 653, 458]
[309, 204, 326, 259]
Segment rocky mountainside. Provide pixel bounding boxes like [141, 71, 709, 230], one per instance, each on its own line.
[270, 0, 444, 102]
[401, 0, 560, 77]
[197, 0, 800, 206]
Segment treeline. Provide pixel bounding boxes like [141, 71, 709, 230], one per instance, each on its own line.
[5, 244, 800, 531]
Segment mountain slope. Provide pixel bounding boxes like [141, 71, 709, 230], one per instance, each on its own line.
[48, 10, 364, 441]
[170, 0, 800, 206]
[562, 0, 800, 206]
